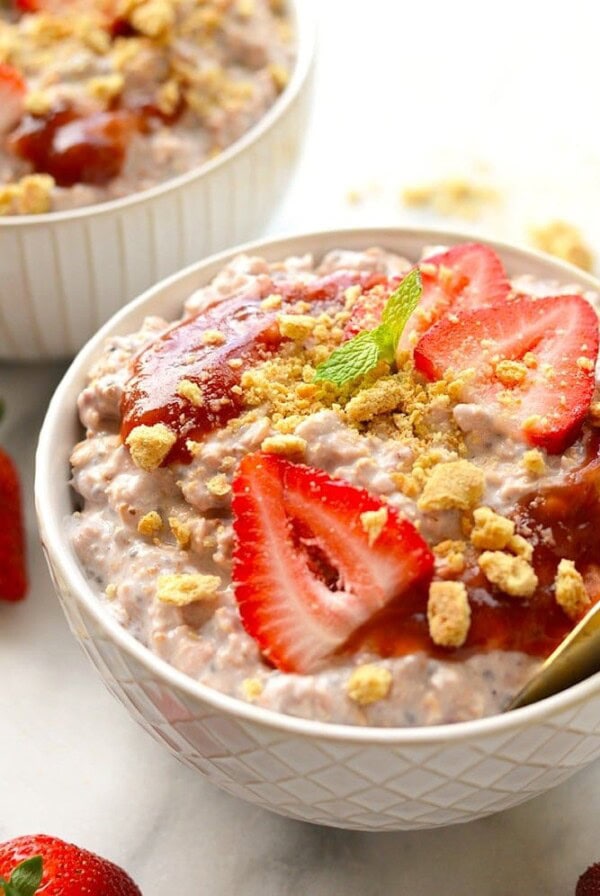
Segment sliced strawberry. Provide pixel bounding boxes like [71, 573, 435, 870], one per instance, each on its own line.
[0, 64, 26, 136]
[414, 294, 599, 453]
[342, 243, 511, 348]
[0, 447, 27, 601]
[231, 453, 434, 673]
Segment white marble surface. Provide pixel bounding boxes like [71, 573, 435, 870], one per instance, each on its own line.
[2, 2, 600, 892]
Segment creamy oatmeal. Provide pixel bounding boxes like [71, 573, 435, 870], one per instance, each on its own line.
[0, 0, 292, 214]
[69, 242, 600, 726]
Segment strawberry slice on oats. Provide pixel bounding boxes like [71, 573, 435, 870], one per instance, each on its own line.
[231, 453, 434, 673]
[414, 293, 599, 453]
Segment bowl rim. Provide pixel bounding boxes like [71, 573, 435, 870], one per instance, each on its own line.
[35, 224, 600, 746]
[0, 0, 316, 228]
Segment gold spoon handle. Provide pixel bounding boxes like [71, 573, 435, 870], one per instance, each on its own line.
[506, 601, 600, 711]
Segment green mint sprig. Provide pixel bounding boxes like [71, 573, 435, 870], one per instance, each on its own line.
[314, 268, 422, 387]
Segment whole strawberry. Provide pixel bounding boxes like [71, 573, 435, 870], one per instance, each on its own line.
[0, 447, 27, 601]
[577, 862, 600, 896]
[0, 835, 142, 895]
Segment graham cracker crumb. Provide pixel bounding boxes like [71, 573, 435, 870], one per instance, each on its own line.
[433, 539, 466, 576]
[402, 177, 498, 220]
[427, 580, 471, 648]
[241, 677, 264, 702]
[507, 534, 533, 562]
[261, 434, 307, 456]
[530, 220, 594, 272]
[522, 449, 546, 476]
[169, 516, 191, 549]
[201, 329, 226, 346]
[417, 460, 484, 512]
[554, 559, 590, 620]
[206, 473, 231, 497]
[105, 583, 117, 600]
[277, 313, 315, 341]
[260, 293, 283, 310]
[156, 573, 221, 606]
[478, 551, 538, 598]
[177, 378, 204, 406]
[470, 506, 515, 551]
[346, 664, 392, 705]
[360, 507, 388, 546]
[137, 510, 163, 537]
[495, 359, 527, 387]
[126, 423, 176, 471]
[345, 376, 405, 423]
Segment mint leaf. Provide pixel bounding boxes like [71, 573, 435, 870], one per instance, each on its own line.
[382, 268, 422, 345]
[4, 857, 43, 896]
[313, 331, 380, 387]
[314, 269, 422, 386]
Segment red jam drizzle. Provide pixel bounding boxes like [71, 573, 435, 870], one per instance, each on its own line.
[346, 433, 600, 660]
[120, 272, 374, 465]
[7, 97, 182, 187]
[8, 106, 142, 187]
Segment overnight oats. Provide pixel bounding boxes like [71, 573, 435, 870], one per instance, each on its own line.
[0, 0, 292, 214]
[69, 241, 600, 727]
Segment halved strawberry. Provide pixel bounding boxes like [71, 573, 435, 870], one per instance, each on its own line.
[231, 453, 434, 673]
[414, 294, 599, 453]
[342, 243, 511, 347]
[0, 64, 26, 136]
[0, 447, 27, 601]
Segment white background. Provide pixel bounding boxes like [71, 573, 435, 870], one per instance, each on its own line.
[2, 2, 600, 893]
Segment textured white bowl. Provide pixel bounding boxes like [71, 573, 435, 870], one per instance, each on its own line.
[0, 0, 315, 362]
[35, 227, 600, 831]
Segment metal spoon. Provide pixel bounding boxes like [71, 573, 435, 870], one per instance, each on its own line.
[506, 600, 600, 711]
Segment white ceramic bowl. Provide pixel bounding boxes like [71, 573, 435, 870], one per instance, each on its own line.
[0, 1, 315, 363]
[35, 227, 600, 831]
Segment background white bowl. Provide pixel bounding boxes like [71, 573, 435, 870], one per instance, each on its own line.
[0, 0, 315, 363]
[35, 227, 600, 831]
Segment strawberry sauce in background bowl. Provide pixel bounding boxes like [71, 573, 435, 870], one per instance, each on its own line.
[35, 227, 600, 831]
[0, 0, 316, 362]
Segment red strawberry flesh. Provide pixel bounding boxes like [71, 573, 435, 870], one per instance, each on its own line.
[0, 833, 141, 896]
[341, 243, 511, 345]
[231, 453, 434, 673]
[0, 63, 26, 136]
[0, 448, 27, 601]
[414, 294, 599, 453]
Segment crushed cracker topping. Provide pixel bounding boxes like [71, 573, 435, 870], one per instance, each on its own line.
[206, 473, 231, 496]
[418, 460, 484, 512]
[277, 313, 316, 341]
[241, 677, 264, 701]
[530, 220, 594, 272]
[346, 664, 392, 705]
[169, 516, 191, 549]
[554, 559, 590, 619]
[345, 376, 405, 423]
[261, 433, 307, 456]
[470, 507, 515, 551]
[201, 329, 226, 346]
[137, 510, 163, 537]
[177, 379, 204, 407]
[126, 423, 176, 471]
[427, 581, 471, 648]
[157, 572, 221, 606]
[478, 551, 538, 598]
[521, 449, 546, 476]
[360, 507, 388, 546]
